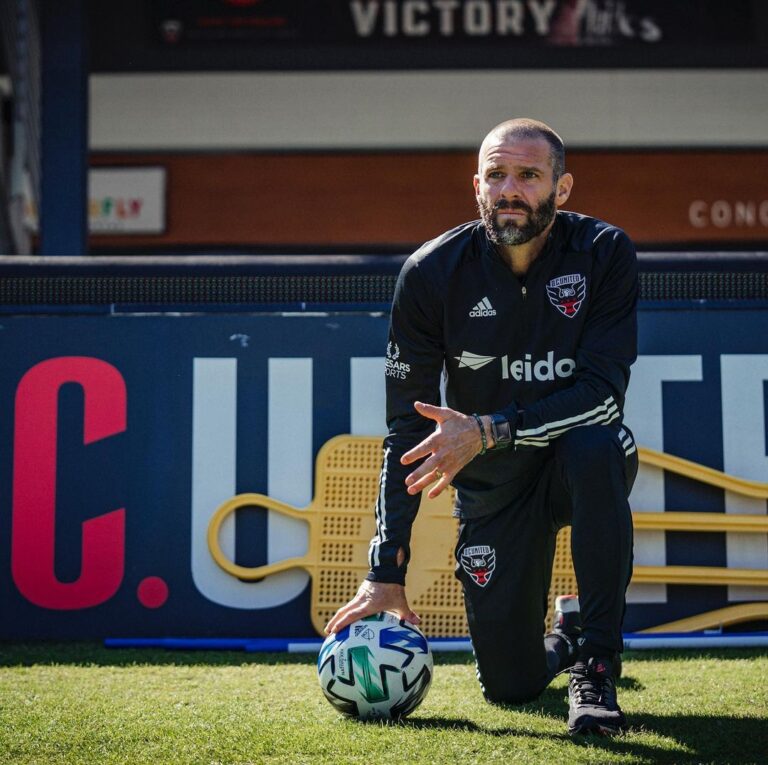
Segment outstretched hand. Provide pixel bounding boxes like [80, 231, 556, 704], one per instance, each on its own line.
[324, 581, 420, 634]
[401, 401, 485, 498]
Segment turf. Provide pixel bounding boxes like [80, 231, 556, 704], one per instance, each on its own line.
[0, 644, 766, 765]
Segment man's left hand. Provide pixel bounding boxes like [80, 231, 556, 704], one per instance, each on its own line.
[401, 401, 488, 498]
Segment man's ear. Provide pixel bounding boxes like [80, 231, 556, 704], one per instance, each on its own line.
[556, 172, 574, 207]
[473, 174, 481, 198]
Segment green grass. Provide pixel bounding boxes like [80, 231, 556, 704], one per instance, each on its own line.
[0, 644, 766, 765]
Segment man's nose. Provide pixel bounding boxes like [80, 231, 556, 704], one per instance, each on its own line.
[498, 176, 523, 199]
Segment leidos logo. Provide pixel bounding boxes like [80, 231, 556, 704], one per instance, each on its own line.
[455, 351, 496, 370]
[502, 351, 575, 381]
[469, 297, 496, 317]
[456, 350, 575, 381]
[385, 341, 411, 380]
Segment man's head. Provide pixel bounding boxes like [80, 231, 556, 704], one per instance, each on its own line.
[474, 118, 573, 246]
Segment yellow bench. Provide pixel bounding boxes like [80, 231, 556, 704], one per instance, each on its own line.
[208, 436, 768, 637]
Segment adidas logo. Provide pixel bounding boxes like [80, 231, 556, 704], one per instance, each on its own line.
[469, 297, 497, 317]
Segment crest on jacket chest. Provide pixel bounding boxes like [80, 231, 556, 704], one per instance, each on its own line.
[546, 274, 587, 318]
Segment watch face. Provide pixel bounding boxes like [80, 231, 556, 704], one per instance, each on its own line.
[491, 415, 512, 447]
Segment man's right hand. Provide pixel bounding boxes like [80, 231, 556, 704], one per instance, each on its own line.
[324, 580, 421, 634]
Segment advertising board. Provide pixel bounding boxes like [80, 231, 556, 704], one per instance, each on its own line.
[0, 308, 765, 638]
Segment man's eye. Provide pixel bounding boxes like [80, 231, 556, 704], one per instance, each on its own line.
[488, 171, 504, 179]
[521, 171, 537, 179]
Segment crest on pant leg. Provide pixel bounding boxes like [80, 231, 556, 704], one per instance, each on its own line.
[460, 545, 496, 587]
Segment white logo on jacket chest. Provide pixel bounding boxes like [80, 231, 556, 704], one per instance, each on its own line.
[501, 352, 575, 381]
[455, 351, 496, 369]
[469, 297, 496, 317]
[454, 350, 575, 381]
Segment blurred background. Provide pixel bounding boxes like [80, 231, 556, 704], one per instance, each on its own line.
[1, 0, 767, 256]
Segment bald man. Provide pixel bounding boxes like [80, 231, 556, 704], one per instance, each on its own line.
[327, 119, 638, 736]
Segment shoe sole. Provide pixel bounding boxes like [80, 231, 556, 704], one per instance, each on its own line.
[569, 722, 626, 737]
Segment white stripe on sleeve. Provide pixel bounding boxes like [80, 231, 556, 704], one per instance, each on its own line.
[369, 446, 390, 568]
[516, 397, 616, 438]
[514, 398, 619, 447]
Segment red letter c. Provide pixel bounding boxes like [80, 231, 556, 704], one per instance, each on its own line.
[12, 357, 126, 610]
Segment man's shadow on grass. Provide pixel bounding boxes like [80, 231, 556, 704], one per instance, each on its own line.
[403, 683, 767, 765]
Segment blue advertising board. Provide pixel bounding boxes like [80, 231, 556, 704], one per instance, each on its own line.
[0, 308, 766, 638]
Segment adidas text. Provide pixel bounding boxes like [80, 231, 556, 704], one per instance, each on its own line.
[501, 351, 575, 382]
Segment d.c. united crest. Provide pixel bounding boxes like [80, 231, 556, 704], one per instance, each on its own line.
[460, 545, 496, 587]
[546, 273, 586, 318]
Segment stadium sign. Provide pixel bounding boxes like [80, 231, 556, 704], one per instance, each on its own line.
[0, 310, 766, 638]
[139, 0, 767, 70]
[22, 167, 167, 236]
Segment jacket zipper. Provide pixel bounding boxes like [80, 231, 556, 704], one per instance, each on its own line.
[521, 284, 529, 338]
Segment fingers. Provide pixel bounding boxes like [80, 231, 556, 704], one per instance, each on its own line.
[426, 474, 451, 500]
[325, 599, 377, 634]
[413, 400, 450, 423]
[401, 402, 466, 466]
[401, 436, 436, 466]
[325, 590, 379, 634]
[405, 462, 448, 495]
[401, 608, 422, 626]
[324, 582, 421, 633]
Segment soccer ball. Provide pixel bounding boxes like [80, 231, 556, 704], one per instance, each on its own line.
[317, 612, 433, 720]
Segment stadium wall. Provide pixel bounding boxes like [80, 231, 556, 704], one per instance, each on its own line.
[82, 68, 768, 251]
[89, 71, 768, 151]
[87, 150, 768, 249]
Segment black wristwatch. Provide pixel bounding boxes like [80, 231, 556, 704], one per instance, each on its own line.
[489, 413, 513, 449]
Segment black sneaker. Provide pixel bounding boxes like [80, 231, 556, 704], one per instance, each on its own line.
[544, 594, 582, 675]
[568, 656, 627, 736]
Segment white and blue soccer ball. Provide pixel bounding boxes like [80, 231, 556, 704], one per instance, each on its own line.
[318, 612, 433, 720]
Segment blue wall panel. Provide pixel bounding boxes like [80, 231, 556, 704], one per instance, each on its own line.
[0, 309, 765, 638]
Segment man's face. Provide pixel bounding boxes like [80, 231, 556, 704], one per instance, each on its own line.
[473, 135, 566, 246]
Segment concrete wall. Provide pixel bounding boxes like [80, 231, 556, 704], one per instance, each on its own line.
[90, 70, 768, 151]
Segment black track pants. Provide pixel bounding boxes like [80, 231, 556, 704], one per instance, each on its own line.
[454, 424, 638, 705]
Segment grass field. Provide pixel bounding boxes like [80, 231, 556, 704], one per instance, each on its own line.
[0, 644, 766, 765]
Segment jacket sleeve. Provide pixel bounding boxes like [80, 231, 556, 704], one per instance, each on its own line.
[506, 228, 638, 449]
[367, 258, 444, 585]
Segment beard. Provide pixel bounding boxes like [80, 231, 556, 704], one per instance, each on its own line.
[479, 190, 557, 246]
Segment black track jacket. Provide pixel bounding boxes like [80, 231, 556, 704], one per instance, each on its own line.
[368, 211, 638, 584]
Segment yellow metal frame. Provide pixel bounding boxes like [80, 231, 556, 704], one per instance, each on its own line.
[208, 493, 322, 580]
[620, 446, 768, 591]
[206, 436, 768, 636]
[637, 446, 768, 499]
[643, 603, 768, 633]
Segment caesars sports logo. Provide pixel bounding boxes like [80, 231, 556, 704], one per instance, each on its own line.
[385, 342, 411, 380]
[459, 545, 496, 588]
